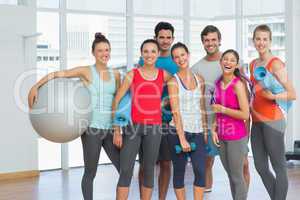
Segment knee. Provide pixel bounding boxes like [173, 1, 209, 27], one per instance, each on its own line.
[160, 160, 171, 171]
[206, 157, 214, 169]
[142, 168, 155, 188]
[193, 168, 206, 187]
[118, 167, 134, 187]
[83, 167, 97, 180]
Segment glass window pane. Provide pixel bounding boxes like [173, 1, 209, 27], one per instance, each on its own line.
[134, 17, 184, 62]
[0, 0, 27, 5]
[191, 0, 235, 18]
[133, 0, 183, 16]
[38, 138, 61, 170]
[67, 14, 126, 69]
[190, 20, 210, 66]
[37, 12, 60, 80]
[67, 0, 125, 13]
[243, 0, 284, 16]
[242, 16, 285, 64]
[37, 0, 59, 8]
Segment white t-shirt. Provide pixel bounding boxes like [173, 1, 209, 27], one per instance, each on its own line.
[191, 58, 222, 129]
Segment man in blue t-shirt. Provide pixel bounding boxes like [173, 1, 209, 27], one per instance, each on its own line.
[138, 21, 178, 200]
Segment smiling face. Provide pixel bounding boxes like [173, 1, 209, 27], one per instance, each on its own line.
[172, 47, 189, 70]
[253, 30, 272, 55]
[141, 42, 159, 66]
[220, 52, 238, 75]
[92, 42, 111, 65]
[202, 32, 221, 55]
[155, 29, 174, 52]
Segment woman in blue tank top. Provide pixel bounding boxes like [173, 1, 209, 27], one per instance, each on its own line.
[28, 33, 121, 200]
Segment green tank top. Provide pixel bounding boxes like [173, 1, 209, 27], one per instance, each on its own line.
[87, 65, 116, 129]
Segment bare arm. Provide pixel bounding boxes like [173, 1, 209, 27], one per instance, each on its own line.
[168, 77, 191, 152]
[271, 60, 296, 101]
[197, 74, 208, 135]
[28, 66, 89, 108]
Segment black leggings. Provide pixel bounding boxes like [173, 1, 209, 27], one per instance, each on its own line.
[81, 127, 120, 200]
[167, 126, 206, 188]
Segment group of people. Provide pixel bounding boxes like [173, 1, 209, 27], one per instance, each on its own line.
[28, 22, 296, 200]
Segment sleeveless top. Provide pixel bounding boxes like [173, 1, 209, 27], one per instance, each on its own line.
[131, 68, 164, 125]
[214, 77, 247, 141]
[170, 73, 203, 133]
[87, 65, 116, 129]
[250, 57, 284, 122]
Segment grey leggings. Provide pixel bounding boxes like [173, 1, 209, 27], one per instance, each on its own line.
[118, 123, 162, 188]
[219, 136, 248, 200]
[81, 127, 120, 200]
[251, 120, 288, 200]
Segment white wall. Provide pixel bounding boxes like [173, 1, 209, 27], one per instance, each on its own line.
[285, 0, 300, 151]
[0, 5, 38, 173]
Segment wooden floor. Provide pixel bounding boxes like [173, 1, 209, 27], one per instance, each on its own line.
[0, 157, 299, 200]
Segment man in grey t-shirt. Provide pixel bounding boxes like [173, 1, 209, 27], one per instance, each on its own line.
[191, 25, 250, 192]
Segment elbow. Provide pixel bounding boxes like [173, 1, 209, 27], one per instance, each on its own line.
[241, 111, 250, 120]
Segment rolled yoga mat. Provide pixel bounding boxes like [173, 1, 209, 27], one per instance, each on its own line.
[254, 66, 292, 113]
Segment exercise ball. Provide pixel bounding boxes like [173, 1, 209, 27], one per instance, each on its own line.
[29, 78, 92, 143]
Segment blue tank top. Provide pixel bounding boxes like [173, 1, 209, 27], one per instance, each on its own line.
[87, 65, 116, 129]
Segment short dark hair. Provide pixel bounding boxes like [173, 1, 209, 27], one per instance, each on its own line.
[171, 42, 189, 58]
[140, 39, 160, 53]
[154, 21, 175, 37]
[201, 25, 221, 42]
[253, 24, 272, 41]
[92, 32, 110, 52]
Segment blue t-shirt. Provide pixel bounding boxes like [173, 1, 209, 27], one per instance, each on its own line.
[138, 56, 178, 123]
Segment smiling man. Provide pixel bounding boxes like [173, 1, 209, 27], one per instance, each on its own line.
[191, 25, 223, 193]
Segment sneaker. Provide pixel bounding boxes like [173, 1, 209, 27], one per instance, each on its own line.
[204, 188, 212, 193]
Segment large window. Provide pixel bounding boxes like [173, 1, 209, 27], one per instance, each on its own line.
[66, 14, 126, 69]
[37, 12, 61, 170]
[67, 0, 125, 13]
[35, 0, 286, 171]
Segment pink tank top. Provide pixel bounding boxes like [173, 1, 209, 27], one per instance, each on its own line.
[214, 77, 247, 141]
[131, 68, 164, 125]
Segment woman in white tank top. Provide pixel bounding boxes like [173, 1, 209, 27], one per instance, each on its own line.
[167, 42, 208, 200]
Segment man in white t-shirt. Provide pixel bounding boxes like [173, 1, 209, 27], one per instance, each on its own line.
[191, 25, 250, 192]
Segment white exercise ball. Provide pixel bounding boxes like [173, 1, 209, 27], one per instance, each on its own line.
[29, 78, 92, 143]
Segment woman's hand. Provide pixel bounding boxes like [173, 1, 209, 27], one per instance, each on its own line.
[261, 89, 276, 100]
[28, 86, 39, 109]
[113, 127, 122, 149]
[211, 104, 226, 114]
[211, 131, 220, 147]
[179, 136, 191, 152]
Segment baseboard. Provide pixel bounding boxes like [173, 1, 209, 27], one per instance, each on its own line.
[0, 170, 40, 181]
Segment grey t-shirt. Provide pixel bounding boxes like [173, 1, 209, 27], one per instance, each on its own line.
[191, 58, 222, 129]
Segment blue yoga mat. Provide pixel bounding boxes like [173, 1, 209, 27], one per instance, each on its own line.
[113, 92, 132, 127]
[254, 66, 292, 113]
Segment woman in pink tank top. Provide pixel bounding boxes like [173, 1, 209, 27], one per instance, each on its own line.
[112, 39, 171, 200]
[211, 49, 250, 200]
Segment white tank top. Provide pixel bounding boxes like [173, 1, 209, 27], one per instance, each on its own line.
[170, 73, 203, 133]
